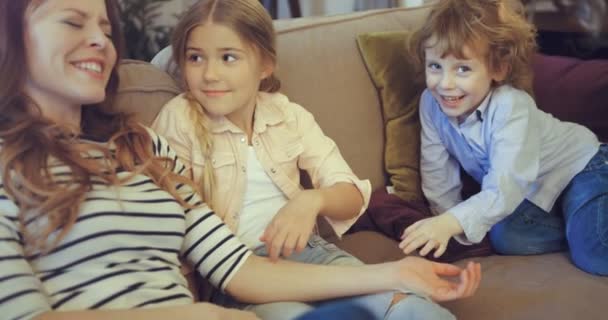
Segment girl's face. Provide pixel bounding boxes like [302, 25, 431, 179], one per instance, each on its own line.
[184, 22, 270, 124]
[23, 0, 116, 114]
[424, 40, 504, 123]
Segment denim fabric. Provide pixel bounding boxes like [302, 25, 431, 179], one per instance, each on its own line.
[490, 144, 608, 275]
[295, 300, 376, 320]
[212, 234, 455, 320]
[559, 144, 608, 275]
[489, 199, 566, 255]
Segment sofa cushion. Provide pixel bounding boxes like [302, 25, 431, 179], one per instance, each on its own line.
[114, 59, 181, 126]
[356, 31, 426, 202]
[532, 54, 608, 141]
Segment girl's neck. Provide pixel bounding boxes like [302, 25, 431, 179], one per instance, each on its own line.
[226, 104, 256, 143]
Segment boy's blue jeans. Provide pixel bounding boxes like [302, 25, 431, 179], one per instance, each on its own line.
[490, 144, 608, 275]
[211, 234, 455, 320]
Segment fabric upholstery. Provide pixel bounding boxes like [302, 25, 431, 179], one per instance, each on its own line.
[356, 31, 426, 202]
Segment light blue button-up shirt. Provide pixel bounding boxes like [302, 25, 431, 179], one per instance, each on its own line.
[419, 85, 600, 244]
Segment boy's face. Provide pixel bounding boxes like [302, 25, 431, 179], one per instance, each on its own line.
[424, 40, 503, 123]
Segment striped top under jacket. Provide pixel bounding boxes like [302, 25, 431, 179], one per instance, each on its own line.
[0, 129, 252, 320]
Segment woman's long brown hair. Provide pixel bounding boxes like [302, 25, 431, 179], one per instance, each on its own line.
[0, 0, 197, 254]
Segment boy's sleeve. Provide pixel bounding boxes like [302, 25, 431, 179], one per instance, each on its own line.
[293, 103, 371, 238]
[419, 90, 463, 215]
[149, 131, 252, 292]
[448, 91, 540, 244]
[0, 212, 51, 319]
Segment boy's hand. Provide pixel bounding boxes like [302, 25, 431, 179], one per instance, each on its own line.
[260, 190, 321, 261]
[399, 213, 463, 258]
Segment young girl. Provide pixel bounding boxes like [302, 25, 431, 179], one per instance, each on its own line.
[400, 0, 608, 276]
[151, 0, 477, 318]
[0, 0, 481, 319]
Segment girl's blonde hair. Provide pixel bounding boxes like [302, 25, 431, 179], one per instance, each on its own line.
[410, 0, 537, 93]
[171, 0, 280, 204]
[0, 0, 199, 254]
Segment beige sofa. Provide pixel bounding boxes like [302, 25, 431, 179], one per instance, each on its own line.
[115, 5, 608, 320]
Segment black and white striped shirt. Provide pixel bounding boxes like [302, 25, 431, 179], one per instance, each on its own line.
[0, 130, 252, 320]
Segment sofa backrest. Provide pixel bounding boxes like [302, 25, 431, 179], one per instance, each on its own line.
[114, 6, 434, 191]
[273, 6, 432, 191]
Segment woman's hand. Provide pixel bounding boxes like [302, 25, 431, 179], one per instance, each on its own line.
[399, 213, 463, 258]
[394, 257, 481, 302]
[260, 190, 322, 261]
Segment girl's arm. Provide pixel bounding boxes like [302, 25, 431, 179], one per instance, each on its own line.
[226, 254, 481, 304]
[292, 182, 363, 221]
[33, 303, 259, 320]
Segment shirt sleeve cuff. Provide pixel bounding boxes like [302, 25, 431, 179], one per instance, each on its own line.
[449, 202, 491, 244]
[322, 178, 371, 238]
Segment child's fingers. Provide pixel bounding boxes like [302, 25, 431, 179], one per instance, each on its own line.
[402, 220, 423, 239]
[433, 242, 448, 258]
[295, 233, 307, 253]
[281, 232, 300, 258]
[432, 262, 462, 277]
[401, 234, 428, 255]
[261, 223, 277, 244]
[418, 239, 437, 256]
[267, 230, 288, 262]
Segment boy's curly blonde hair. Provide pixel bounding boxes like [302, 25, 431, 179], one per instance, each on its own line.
[410, 0, 537, 93]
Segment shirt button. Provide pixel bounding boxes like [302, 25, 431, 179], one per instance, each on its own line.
[240, 137, 246, 143]
[270, 168, 276, 174]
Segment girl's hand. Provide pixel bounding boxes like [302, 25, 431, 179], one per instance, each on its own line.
[399, 214, 463, 258]
[395, 257, 481, 302]
[260, 190, 321, 261]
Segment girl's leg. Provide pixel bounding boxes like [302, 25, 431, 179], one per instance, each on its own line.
[322, 292, 455, 320]
[560, 144, 608, 275]
[489, 199, 566, 255]
[296, 300, 376, 320]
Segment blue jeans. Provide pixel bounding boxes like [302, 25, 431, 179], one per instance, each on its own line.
[490, 144, 608, 275]
[211, 234, 455, 320]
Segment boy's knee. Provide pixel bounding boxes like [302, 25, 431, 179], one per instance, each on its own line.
[566, 203, 608, 275]
[569, 244, 608, 276]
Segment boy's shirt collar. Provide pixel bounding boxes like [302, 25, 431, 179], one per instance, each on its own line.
[447, 89, 494, 127]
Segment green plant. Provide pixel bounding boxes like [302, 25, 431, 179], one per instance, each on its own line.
[118, 0, 174, 61]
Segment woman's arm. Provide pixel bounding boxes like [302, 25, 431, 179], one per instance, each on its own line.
[34, 303, 259, 320]
[226, 255, 481, 304]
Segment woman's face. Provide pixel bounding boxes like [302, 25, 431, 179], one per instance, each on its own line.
[23, 0, 117, 113]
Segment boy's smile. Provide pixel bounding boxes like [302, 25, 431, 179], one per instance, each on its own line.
[424, 40, 504, 123]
